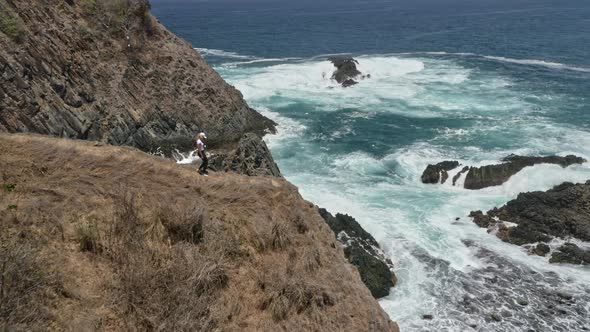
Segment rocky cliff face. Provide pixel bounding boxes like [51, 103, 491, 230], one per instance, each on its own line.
[209, 133, 282, 177]
[0, 0, 274, 154]
[318, 209, 397, 298]
[0, 133, 399, 332]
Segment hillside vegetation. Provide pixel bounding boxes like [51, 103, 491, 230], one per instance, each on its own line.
[0, 133, 398, 332]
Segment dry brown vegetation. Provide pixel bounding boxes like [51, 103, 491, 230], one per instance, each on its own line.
[0, 133, 398, 332]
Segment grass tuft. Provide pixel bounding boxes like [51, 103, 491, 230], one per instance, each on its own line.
[270, 222, 290, 251]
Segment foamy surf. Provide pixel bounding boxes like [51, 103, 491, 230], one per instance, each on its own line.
[213, 51, 590, 331]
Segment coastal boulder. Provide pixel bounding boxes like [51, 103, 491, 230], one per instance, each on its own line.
[318, 208, 396, 298]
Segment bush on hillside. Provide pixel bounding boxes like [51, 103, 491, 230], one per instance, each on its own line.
[81, 0, 154, 36]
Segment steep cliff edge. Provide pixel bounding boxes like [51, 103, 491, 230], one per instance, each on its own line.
[0, 133, 398, 332]
[0, 0, 274, 154]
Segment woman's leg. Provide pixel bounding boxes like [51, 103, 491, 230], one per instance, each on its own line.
[202, 154, 209, 173]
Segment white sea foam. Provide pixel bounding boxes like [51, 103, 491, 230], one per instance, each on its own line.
[483, 55, 590, 73]
[195, 47, 257, 59]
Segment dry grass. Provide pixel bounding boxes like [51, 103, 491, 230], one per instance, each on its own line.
[0, 134, 398, 332]
[0, 239, 57, 330]
[260, 277, 334, 322]
[270, 222, 291, 251]
[75, 216, 102, 253]
[302, 247, 322, 273]
[156, 206, 205, 245]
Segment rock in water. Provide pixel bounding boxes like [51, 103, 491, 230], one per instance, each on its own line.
[532, 243, 551, 257]
[328, 57, 362, 87]
[469, 181, 590, 265]
[318, 208, 397, 298]
[464, 155, 586, 190]
[423, 155, 585, 189]
[421, 161, 460, 184]
[549, 243, 590, 265]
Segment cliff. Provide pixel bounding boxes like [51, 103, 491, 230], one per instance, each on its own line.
[0, 0, 274, 154]
[0, 133, 398, 332]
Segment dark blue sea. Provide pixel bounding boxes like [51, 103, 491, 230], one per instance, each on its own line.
[152, 0, 590, 330]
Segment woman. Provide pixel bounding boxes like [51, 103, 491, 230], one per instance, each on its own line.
[196, 132, 208, 176]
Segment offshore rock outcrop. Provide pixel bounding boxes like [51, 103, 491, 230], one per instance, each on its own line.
[470, 181, 590, 265]
[422, 155, 586, 189]
[464, 155, 586, 190]
[328, 57, 369, 87]
[0, 0, 274, 155]
[318, 208, 396, 298]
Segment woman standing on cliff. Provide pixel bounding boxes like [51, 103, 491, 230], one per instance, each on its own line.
[197, 132, 209, 176]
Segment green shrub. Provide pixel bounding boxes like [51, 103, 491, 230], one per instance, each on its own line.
[3, 183, 16, 193]
[0, 1, 26, 43]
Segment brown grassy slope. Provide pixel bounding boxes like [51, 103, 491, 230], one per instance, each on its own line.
[0, 133, 398, 332]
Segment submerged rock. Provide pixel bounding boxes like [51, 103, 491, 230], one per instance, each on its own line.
[470, 181, 590, 264]
[464, 155, 586, 190]
[318, 208, 396, 298]
[421, 161, 460, 184]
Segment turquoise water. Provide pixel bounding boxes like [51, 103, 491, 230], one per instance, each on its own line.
[154, 1, 590, 330]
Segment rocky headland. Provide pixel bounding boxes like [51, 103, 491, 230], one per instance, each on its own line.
[469, 181, 590, 265]
[421, 154, 586, 189]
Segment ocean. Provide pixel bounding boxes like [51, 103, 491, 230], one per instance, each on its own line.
[152, 0, 590, 330]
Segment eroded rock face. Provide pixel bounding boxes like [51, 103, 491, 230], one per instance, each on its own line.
[318, 208, 396, 298]
[0, 1, 274, 155]
[464, 155, 586, 190]
[469, 181, 590, 264]
[209, 133, 281, 177]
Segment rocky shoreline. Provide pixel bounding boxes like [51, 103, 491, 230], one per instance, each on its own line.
[469, 181, 590, 265]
